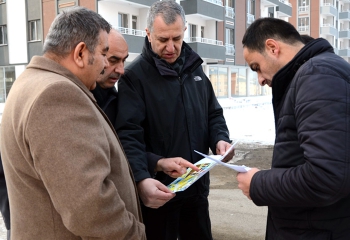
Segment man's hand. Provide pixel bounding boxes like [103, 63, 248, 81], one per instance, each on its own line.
[137, 178, 175, 208]
[156, 157, 200, 178]
[216, 140, 235, 162]
[236, 168, 260, 200]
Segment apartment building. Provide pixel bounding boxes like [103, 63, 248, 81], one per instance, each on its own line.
[289, 0, 350, 62]
[1, 0, 292, 108]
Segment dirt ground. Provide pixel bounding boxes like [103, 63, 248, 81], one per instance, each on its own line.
[210, 142, 274, 190]
[209, 142, 274, 240]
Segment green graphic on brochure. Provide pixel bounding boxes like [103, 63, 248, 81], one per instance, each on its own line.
[168, 141, 251, 193]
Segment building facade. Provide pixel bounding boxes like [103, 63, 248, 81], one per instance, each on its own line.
[289, 0, 350, 62]
[3, 0, 348, 108]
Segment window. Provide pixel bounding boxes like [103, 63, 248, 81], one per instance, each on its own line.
[298, 0, 309, 7]
[247, 0, 255, 15]
[132, 15, 137, 30]
[201, 26, 204, 38]
[225, 28, 234, 45]
[226, 0, 234, 7]
[0, 25, 7, 45]
[298, 17, 309, 31]
[118, 13, 128, 28]
[188, 24, 197, 38]
[28, 20, 41, 41]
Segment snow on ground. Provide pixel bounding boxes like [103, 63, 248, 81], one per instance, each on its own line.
[218, 96, 275, 146]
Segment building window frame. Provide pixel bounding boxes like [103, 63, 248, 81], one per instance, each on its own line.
[28, 20, 41, 42]
[0, 25, 7, 45]
[118, 13, 129, 28]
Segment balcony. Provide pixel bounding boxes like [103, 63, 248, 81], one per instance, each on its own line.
[261, 0, 279, 7]
[339, 11, 350, 20]
[225, 43, 235, 56]
[298, 5, 309, 13]
[320, 4, 338, 17]
[225, 6, 235, 19]
[339, 29, 350, 38]
[320, 24, 338, 37]
[184, 37, 225, 60]
[276, 0, 292, 17]
[116, 27, 146, 53]
[247, 13, 255, 24]
[298, 25, 309, 32]
[120, 0, 154, 7]
[180, 0, 224, 21]
[339, 49, 350, 57]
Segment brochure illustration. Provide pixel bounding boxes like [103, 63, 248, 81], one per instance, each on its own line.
[167, 142, 251, 193]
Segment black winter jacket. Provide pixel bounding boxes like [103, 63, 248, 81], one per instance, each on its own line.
[115, 37, 230, 198]
[251, 38, 350, 239]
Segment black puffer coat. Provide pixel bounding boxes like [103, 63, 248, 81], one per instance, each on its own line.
[115, 37, 230, 198]
[251, 38, 350, 239]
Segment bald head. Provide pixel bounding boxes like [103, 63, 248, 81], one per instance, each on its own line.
[97, 29, 129, 89]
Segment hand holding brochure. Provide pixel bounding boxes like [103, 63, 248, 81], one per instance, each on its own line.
[167, 142, 250, 193]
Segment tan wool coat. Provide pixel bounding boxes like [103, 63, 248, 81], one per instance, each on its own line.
[0, 56, 146, 239]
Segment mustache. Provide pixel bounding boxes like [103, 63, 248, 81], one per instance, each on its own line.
[109, 73, 121, 79]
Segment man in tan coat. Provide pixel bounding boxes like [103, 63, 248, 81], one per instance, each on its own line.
[0, 7, 146, 240]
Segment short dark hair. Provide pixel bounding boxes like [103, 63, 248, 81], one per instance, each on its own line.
[242, 18, 303, 53]
[300, 34, 314, 44]
[43, 7, 111, 57]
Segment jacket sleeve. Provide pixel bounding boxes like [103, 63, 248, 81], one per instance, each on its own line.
[204, 73, 231, 153]
[0, 155, 10, 230]
[250, 63, 350, 207]
[115, 72, 151, 183]
[27, 82, 145, 239]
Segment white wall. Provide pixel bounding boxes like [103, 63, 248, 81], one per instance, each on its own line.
[98, 1, 149, 30]
[7, 0, 28, 64]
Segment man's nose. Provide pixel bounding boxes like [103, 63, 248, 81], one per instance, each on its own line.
[114, 63, 125, 75]
[104, 57, 109, 68]
[258, 74, 266, 86]
[166, 41, 175, 52]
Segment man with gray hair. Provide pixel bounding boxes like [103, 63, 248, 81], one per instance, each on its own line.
[115, 1, 234, 239]
[0, 7, 145, 239]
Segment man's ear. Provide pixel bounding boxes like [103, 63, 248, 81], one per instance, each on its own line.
[265, 39, 279, 56]
[145, 28, 151, 42]
[73, 42, 87, 68]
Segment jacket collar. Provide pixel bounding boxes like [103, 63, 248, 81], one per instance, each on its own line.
[27, 56, 96, 101]
[141, 36, 203, 77]
[272, 38, 334, 105]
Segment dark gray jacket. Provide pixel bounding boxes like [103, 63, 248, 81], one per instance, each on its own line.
[115, 37, 230, 198]
[251, 38, 350, 239]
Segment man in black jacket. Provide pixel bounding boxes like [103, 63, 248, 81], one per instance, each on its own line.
[115, 1, 234, 239]
[237, 18, 350, 239]
[91, 28, 128, 123]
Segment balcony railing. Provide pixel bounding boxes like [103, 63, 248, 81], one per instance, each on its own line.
[247, 13, 255, 24]
[225, 6, 235, 19]
[279, 0, 292, 7]
[322, 23, 335, 27]
[299, 6, 309, 12]
[298, 25, 309, 32]
[225, 43, 235, 55]
[116, 27, 146, 37]
[323, 2, 334, 7]
[203, 0, 223, 6]
[184, 37, 223, 46]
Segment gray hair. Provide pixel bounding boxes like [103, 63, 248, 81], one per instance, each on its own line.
[43, 7, 111, 57]
[147, 0, 186, 33]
